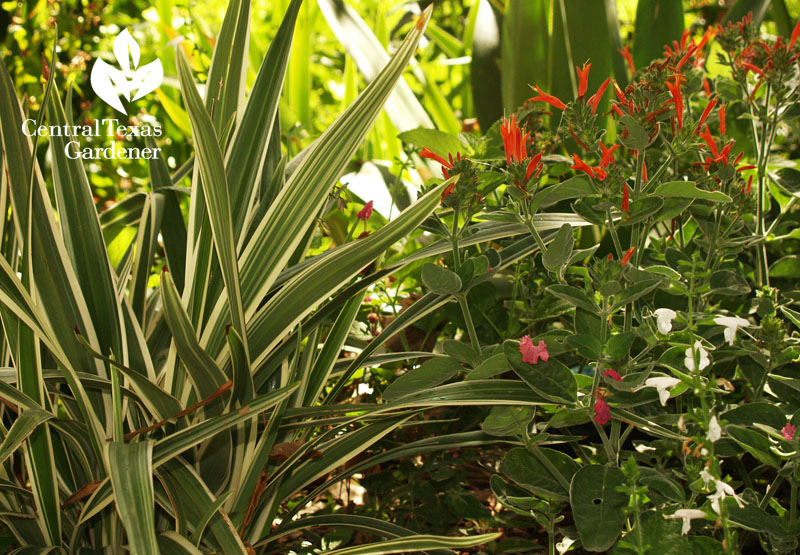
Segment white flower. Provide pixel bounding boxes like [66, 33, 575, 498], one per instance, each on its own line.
[684, 340, 710, 372]
[665, 509, 707, 535]
[653, 308, 677, 334]
[713, 316, 751, 346]
[706, 416, 722, 443]
[700, 469, 714, 485]
[708, 479, 744, 515]
[642, 376, 681, 405]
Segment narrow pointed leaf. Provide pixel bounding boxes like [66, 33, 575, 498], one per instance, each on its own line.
[107, 441, 158, 555]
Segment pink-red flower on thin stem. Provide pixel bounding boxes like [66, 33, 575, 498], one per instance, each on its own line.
[356, 200, 373, 222]
[782, 423, 796, 441]
[603, 369, 623, 382]
[594, 397, 611, 425]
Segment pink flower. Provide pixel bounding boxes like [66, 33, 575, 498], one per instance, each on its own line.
[520, 335, 549, 364]
[782, 423, 796, 441]
[594, 398, 611, 425]
[356, 200, 374, 222]
[602, 369, 623, 382]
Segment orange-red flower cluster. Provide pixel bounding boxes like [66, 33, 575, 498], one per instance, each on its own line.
[500, 115, 543, 188]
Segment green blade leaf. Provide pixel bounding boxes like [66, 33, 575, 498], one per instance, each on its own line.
[177, 49, 248, 357]
[235, 5, 432, 320]
[320, 533, 501, 555]
[204, 0, 250, 132]
[160, 271, 228, 401]
[633, 0, 683, 69]
[243, 176, 452, 366]
[225, 0, 302, 241]
[502, 0, 549, 112]
[0, 409, 53, 466]
[383, 356, 463, 402]
[317, 0, 434, 132]
[46, 78, 125, 363]
[107, 441, 158, 555]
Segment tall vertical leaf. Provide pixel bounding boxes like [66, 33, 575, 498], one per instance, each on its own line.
[633, 0, 684, 69]
[107, 441, 158, 555]
[177, 51, 248, 359]
[502, 0, 549, 112]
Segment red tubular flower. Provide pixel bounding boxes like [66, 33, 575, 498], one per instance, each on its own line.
[614, 81, 627, 103]
[741, 62, 764, 75]
[525, 152, 543, 181]
[665, 78, 684, 131]
[695, 26, 715, 54]
[791, 19, 800, 50]
[622, 182, 630, 213]
[500, 115, 530, 165]
[716, 139, 734, 166]
[642, 160, 648, 183]
[420, 147, 451, 169]
[587, 78, 611, 115]
[570, 153, 596, 179]
[594, 398, 611, 425]
[694, 98, 718, 134]
[576, 62, 591, 97]
[718, 104, 726, 135]
[703, 77, 712, 97]
[700, 125, 719, 159]
[618, 45, 635, 74]
[593, 167, 607, 181]
[676, 43, 696, 69]
[603, 369, 623, 382]
[529, 85, 566, 110]
[621, 246, 636, 267]
[600, 143, 620, 168]
[356, 200, 373, 222]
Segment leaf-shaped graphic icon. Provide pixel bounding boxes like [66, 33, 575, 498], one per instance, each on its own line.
[90, 28, 163, 114]
[91, 59, 129, 114]
[130, 60, 164, 101]
[114, 29, 140, 74]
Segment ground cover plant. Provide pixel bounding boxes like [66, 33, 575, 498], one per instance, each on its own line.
[1, 0, 800, 554]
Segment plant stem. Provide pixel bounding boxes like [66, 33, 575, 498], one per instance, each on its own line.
[450, 202, 481, 352]
[522, 428, 571, 493]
